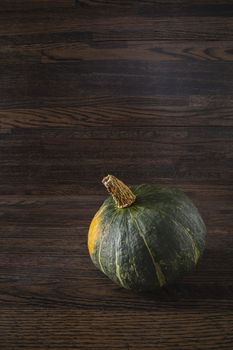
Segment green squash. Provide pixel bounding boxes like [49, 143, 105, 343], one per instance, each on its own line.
[88, 175, 206, 291]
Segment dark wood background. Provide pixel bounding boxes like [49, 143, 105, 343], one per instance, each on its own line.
[0, 1, 233, 349]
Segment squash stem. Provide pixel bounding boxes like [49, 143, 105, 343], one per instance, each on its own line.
[102, 175, 136, 209]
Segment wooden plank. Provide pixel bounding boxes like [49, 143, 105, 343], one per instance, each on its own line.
[76, 1, 233, 18]
[0, 12, 232, 41]
[1, 0, 232, 17]
[0, 1, 233, 16]
[0, 185, 231, 227]
[0, 96, 233, 128]
[0, 127, 232, 194]
[0, 61, 233, 108]
[0, 308, 232, 349]
[0, 0, 75, 11]
[77, 0, 233, 19]
[1, 41, 233, 64]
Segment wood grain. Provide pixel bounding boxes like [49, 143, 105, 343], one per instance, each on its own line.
[0, 127, 232, 195]
[1, 308, 232, 350]
[0, 12, 233, 40]
[0, 0, 75, 11]
[0, 61, 233, 109]
[2, 41, 233, 64]
[1, 95, 233, 127]
[0, 1, 233, 349]
[77, 0, 233, 18]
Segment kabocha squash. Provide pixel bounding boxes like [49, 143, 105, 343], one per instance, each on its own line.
[88, 175, 206, 291]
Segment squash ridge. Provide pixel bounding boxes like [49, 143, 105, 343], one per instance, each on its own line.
[129, 207, 166, 287]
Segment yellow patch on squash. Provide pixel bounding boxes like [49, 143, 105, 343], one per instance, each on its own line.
[88, 206, 105, 255]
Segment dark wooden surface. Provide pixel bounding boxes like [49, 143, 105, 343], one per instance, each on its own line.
[0, 1, 233, 349]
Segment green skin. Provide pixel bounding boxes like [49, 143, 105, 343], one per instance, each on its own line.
[90, 184, 207, 291]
